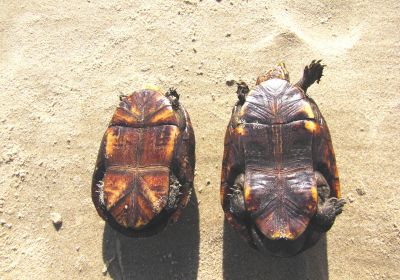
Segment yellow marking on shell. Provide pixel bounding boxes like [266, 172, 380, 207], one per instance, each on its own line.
[311, 185, 318, 204]
[105, 128, 119, 158]
[143, 84, 161, 92]
[130, 104, 142, 117]
[277, 62, 289, 79]
[303, 103, 315, 118]
[134, 216, 146, 228]
[243, 183, 254, 210]
[268, 224, 295, 240]
[141, 185, 162, 213]
[284, 229, 295, 240]
[305, 121, 317, 133]
[270, 230, 282, 240]
[104, 178, 128, 210]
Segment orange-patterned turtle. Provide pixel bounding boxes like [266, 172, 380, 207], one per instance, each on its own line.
[92, 87, 195, 237]
[221, 60, 345, 256]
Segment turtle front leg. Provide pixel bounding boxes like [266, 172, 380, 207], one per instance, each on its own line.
[165, 88, 180, 109]
[313, 171, 346, 232]
[295, 60, 325, 93]
[236, 81, 249, 105]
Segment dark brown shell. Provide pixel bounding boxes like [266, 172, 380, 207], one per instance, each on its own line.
[92, 89, 195, 237]
[221, 78, 340, 253]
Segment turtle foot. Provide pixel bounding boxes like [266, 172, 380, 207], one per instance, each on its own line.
[296, 59, 326, 93]
[236, 81, 249, 105]
[314, 197, 345, 232]
[166, 173, 182, 212]
[165, 88, 180, 109]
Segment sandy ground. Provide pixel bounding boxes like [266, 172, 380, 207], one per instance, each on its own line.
[0, 0, 399, 279]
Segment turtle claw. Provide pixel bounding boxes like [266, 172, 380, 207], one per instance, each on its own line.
[296, 59, 326, 93]
[334, 198, 346, 215]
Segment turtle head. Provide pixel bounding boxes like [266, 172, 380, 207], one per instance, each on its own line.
[256, 62, 290, 85]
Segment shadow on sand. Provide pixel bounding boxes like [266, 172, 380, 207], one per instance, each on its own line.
[223, 220, 329, 280]
[102, 192, 200, 280]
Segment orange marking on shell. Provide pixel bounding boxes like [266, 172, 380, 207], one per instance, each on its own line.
[148, 106, 175, 125]
[134, 194, 152, 228]
[305, 121, 317, 133]
[140, 171, 169, 213]
[130, 104, 142, 117]
[103, 171, 134, 210]
[163, 129, 179, 161]
[111, 108, 138, 126]
[235, 125, 246, 136]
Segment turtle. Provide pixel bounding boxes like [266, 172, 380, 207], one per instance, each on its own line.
[220, 60, 345, 257]
[92, 86, 195, 237]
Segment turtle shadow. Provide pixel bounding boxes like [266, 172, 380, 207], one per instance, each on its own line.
[223, 220, 329, 280]
[102, 192, 200, 280]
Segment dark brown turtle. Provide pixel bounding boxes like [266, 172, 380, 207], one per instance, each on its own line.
[221, 60, 345, 257]
[92, 87, 195, 237]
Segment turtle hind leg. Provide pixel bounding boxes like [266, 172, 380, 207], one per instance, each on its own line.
[295, 60, 325, 93]
[166, 173, 182, 212]
[229, 173, 246, 218]
[313, 171, 345, 231]
[314, 197, 346, 232]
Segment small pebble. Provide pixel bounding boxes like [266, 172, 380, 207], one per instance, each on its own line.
[0, 219, 6, 225]
[206, 179, 211, 186]
[356, 188, 366, 196]
[347, 194, 355, 203]
[50, 212, 63, 230]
